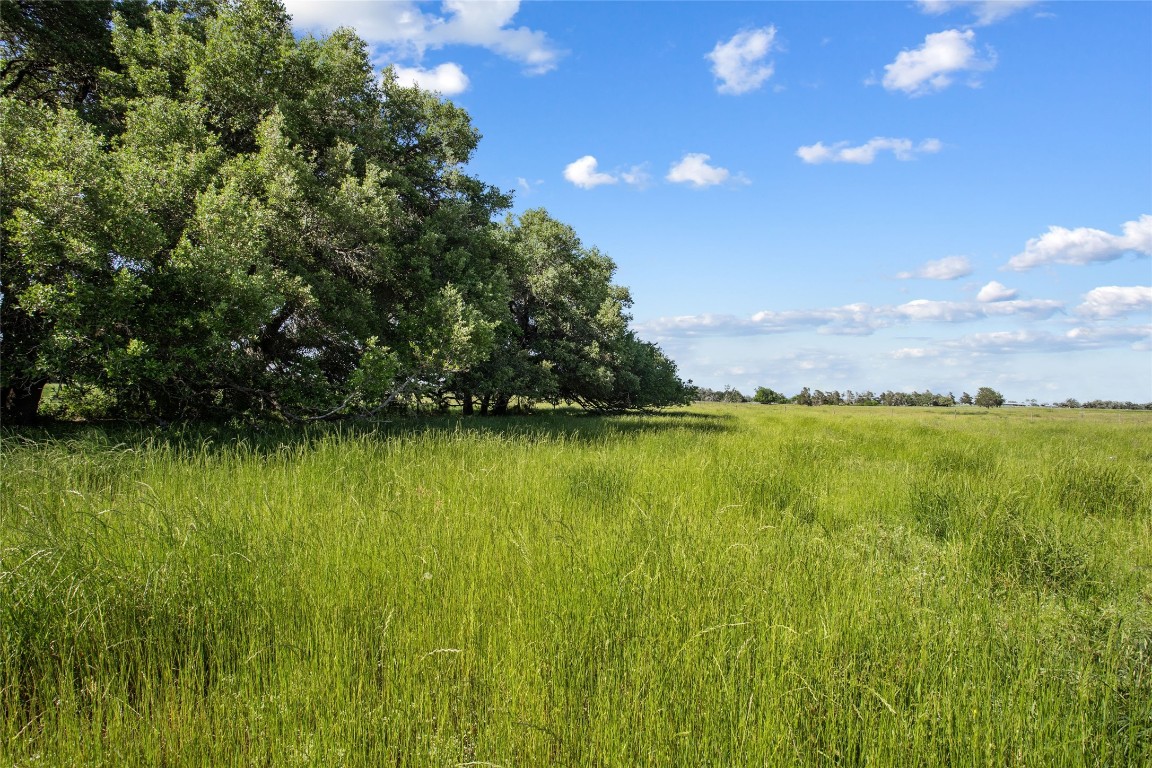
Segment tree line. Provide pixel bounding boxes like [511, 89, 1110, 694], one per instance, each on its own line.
[695, 386, 1007, 408]
[1, 0, 692, 425]
[1052, 399, 1152, 411]
[697, 386, 1151, 410]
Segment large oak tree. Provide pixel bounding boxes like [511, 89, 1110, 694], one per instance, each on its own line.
[1, 0, 688, 424]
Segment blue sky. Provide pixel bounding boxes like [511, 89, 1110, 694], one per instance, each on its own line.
[285, 1, 1151, 403]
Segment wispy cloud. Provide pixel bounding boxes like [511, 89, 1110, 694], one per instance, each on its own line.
[1005, 215, 1152, 270]
[284, 0, 563, 74]
[516, 177, 543, 196]
[707, 27, 779, 95]
[880, 28, 995, 96]
[896, 256, 973, 280]
[666, 153, 746, 188]
[797, 137, 943, 165]
[917, 0, 1040, 27]
[639, 298, 1063, 339]
[620, 164, 653, 189]
[893, 324, 1152, 358]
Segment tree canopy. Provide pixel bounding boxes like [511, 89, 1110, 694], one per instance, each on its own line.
[974, 387, 1005, 408]
[1, 0, 691, 424]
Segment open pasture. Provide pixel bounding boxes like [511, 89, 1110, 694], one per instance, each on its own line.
[2, 405, 1150, 765]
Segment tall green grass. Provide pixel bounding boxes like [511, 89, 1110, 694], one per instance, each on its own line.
[3, 405, 1150, 765]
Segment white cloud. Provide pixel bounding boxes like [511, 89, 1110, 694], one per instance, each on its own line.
[893, 327, 1152, 359]
[967, 299, 1064, 319]
[896, 256, 973, 280]
[639, 297, 1063, 339]
[797, 137, 943, 165]
[891, 347, 941, 360]
[898, 298, 1062, 322]
[562, 157, 650, 190]
[881, 29, 994, 96]
[563, 156, 618, 189]
[750, 303, 884, 336]
[896, 299, 983, 323]
[391, 62, 470, 95]
[707, 27, 779, 95]
[284, 0, 562, 74]
[945, 329, 1055, 353]
[431, 0, 560, 73]
[1005, 215, 1152, 271]
[666, 153, 743, 188]
[1075, 286, 1152, 319]
[1064, 324, 1152, 350]
[976, 280, 1018, 302]
[917, 1, 1039, 26]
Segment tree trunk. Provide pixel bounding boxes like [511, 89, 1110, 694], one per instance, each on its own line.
[479, 394, 490, 416]
[491, 394, 510, 416]
[2, 378, 47, 425]
[461, 392, 474, 416]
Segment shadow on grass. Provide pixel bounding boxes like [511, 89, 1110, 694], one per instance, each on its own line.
[2, 407, 737, 457]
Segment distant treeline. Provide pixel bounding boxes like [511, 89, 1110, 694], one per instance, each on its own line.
[694, 386, 962, 407]
[694, 386, 1152, 411]
[1052, 399, 1152, 411]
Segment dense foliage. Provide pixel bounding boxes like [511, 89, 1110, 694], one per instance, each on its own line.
[1, 0, 690, 424]
[692, 385, 751, 403]
[974, 386, 1005, 408]
[752, 386, 788, 404]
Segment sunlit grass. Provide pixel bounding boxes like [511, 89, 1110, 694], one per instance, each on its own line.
[3, 405, 1150, 765]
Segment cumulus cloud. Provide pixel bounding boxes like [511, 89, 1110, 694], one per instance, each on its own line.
[797, 137, 943, 164]
[638, 297, 1063, 339]
[896, 256, 973, 280]
[563, 156, 618, 189]
[666, 153, 744, 188]
[563, 157, 650, 190]
[391, 63, 470, 95]
[707, 27, 779, 95]
[1005, 215, 1152, 271]
[880, 29, 994, 96]
[284, 0, 562, 74]
[976, 280, 1018, 302]
[1075, 286, 1152, 319]
[917, 0, 1039, 26]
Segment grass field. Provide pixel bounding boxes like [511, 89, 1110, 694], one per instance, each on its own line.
[2, 404, 1150, 766]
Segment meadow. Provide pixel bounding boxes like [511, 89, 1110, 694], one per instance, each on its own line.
[2, 404, 1150, 766]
